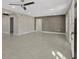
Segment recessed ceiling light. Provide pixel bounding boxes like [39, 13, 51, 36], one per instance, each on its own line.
[28, 12, 31, 14]
[12, 6, 15, 8]
[25, 10, 29, 12]
[50, 9, 54, 11]
[4, 11, 7, 13]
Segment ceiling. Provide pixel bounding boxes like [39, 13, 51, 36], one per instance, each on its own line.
[2, 0, 72, 17]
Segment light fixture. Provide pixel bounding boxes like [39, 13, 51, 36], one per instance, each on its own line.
[12, 6, 15, 8]
[50, 9, 54, 11]
[4, 11, 8, 13]
[28, 12, 31, 14]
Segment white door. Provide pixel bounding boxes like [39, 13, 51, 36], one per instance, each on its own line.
[36, 19, 42, 31]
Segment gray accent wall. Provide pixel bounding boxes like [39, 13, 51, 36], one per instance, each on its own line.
[36, 15, 65, 33]
[42, 15, 65, 33]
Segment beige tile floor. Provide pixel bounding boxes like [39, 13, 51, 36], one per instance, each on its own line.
[2, 32, 72, 59]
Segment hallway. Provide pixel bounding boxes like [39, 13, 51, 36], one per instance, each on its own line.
[2, 32, 72, 59]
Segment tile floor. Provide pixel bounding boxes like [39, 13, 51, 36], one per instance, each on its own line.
[2, 32, 72, 59]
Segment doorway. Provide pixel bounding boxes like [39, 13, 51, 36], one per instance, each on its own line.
[10, 17, 14, 34]
[36, 19, 42, 31]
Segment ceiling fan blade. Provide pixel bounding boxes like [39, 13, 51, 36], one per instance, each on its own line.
[22, 7, 27, 10]
[24, 2, 34, 6]
[9, 4, 21, 6]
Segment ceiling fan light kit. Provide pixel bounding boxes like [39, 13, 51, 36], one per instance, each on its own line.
[9, 0, 35, 10]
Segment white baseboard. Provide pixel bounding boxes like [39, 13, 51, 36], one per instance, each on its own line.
[2, 31, 66, 35]
[40, 31, 66, 35]
[16, 31, 36, 36]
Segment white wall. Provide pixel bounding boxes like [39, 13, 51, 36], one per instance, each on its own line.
[13, 14, 19, 35]
[66, 0, 75, 42]
[66, 0, 75, 58]
[17, 14, 34, 35]
[2, 15, 10, 34]
[2, 10, 35, 35]
[2, 14, 19, 35]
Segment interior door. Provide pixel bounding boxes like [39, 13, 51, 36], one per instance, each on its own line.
[10, 17, 14, 34]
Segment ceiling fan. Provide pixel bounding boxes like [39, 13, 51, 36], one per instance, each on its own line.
[9, 0, 35, 10]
